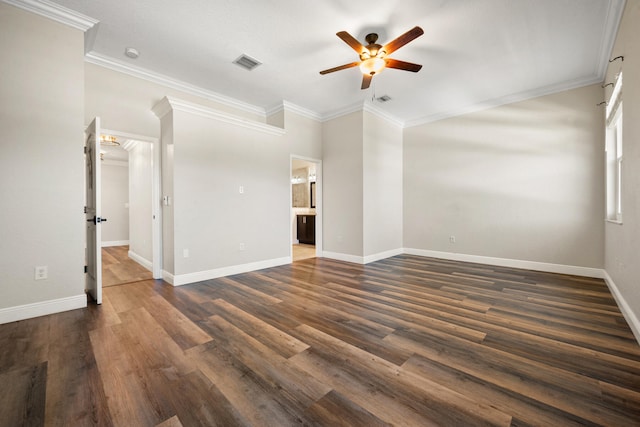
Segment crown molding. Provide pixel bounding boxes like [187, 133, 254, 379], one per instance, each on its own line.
[318, 101, 404, 128]
[594, 0, 626, 79]
[2, 0, 98, 31]
[404, 74, 602, 128]
[320, 101, 366, 122]
[85, 51, 267, 118]
[264, 102, 284, 117]
[283, 101, 323, 121]
[153, 96, 286, 136]
[265, 101, 323, 122]
[363, 103, 404, 128]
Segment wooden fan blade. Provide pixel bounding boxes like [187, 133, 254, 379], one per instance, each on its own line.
[319, 62, 360, 75]
[361, 73, 373, 90]
[382, 26, 424, 55]
[337, 31, 366, 54]
[385, 58, 422, 72]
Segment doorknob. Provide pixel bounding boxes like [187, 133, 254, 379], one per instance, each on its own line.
[87, 216, 108, 224]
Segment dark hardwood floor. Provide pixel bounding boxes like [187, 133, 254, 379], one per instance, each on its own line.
[1, 255, 639, 426]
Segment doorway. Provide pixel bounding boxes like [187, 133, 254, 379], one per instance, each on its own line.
[291, 156, 322, 262]
[102, 128, 161, 279]
[100, 136, 156, 286]
[86, 123, 162, 299]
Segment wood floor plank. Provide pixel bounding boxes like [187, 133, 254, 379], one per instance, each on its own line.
[0, 362, 47, 427]
[288, 347, 443, 427]
[303, 390, 392, 427]
[402, 353, 592, 427]
[89, 320, 164, 426]
[385, 328, 636, 426]
[291, 323, 513, 426]
[165, 369, 250, 427]
[207, 298, 310, 358]
[200, 314, 332, 408]
[0, 317, 50, 373]
[156, 415, 184, 427]
[188, 338, 321, 426]
[146, 294, 212, 350]
[44, 309, 113, 426]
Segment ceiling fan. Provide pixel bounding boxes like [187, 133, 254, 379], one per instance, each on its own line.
[320, 26, 424, 89]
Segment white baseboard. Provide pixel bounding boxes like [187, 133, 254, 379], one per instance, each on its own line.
[603, 271, 640, 345]
[128, 250, 152, 272]
[102, 240, 129, 247]
[172, 257, 291, 287]
[322, 248, 406, 265]
[0, 294, 87, 325]
[162, 270, 175, 285]
[322, 251, 365, 264]
[364, 248, 404, 264]
[403, 248, 605, 279]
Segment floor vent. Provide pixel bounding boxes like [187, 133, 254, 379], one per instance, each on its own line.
[233, 54, 262, 71]
[376, 95, 392, 103]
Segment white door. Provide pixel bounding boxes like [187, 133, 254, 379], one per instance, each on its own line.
[85, 118, 102, 304]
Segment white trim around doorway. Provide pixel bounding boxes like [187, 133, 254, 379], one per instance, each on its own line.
[290, 155, 322, 260]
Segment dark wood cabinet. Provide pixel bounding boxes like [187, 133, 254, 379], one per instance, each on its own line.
[296, 215, 315, 245]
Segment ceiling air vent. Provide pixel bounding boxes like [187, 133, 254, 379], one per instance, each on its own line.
[376, 95, 392, 103]
[233, 54, 262, 71]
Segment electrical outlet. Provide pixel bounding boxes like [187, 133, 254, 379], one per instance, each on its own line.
[183, 249, 189, 258]
[449, 236, 456, 243]
[239, 243, 245, 251]
[239, 185, 244, 194]
[35, 266, 48, 280]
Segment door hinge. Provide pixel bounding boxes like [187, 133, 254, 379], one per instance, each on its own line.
[84, 265, 88, 273]
[84, 146, 87, 154]
[84, 206, 87, 214]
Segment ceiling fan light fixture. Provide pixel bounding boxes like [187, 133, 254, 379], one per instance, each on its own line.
[359, 57, 385, 76]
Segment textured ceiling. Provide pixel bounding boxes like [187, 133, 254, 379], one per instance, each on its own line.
[47, 0, 624, 125]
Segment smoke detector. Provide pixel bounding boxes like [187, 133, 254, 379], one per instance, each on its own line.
[125, 47, 139, 59]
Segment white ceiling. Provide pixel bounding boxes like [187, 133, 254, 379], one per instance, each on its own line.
[45, 0, 624, 125]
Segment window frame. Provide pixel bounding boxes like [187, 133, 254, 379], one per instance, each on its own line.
[605, 73, 623, 224]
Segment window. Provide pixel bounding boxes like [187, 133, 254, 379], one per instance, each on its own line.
[605, 73, 623, 223]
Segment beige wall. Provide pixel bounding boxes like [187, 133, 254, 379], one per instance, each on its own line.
[282, 109, 322, 161]
[322, 112, 365, 258]
[604, 0, 640, 337]
[161, 111, 175, 275]
[166, 108, 289, 277]
[363, 111, 403, 257]
[403, 84, 605, 268]
[0, 4, 85, 311]
[322, 110, 404, 261]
